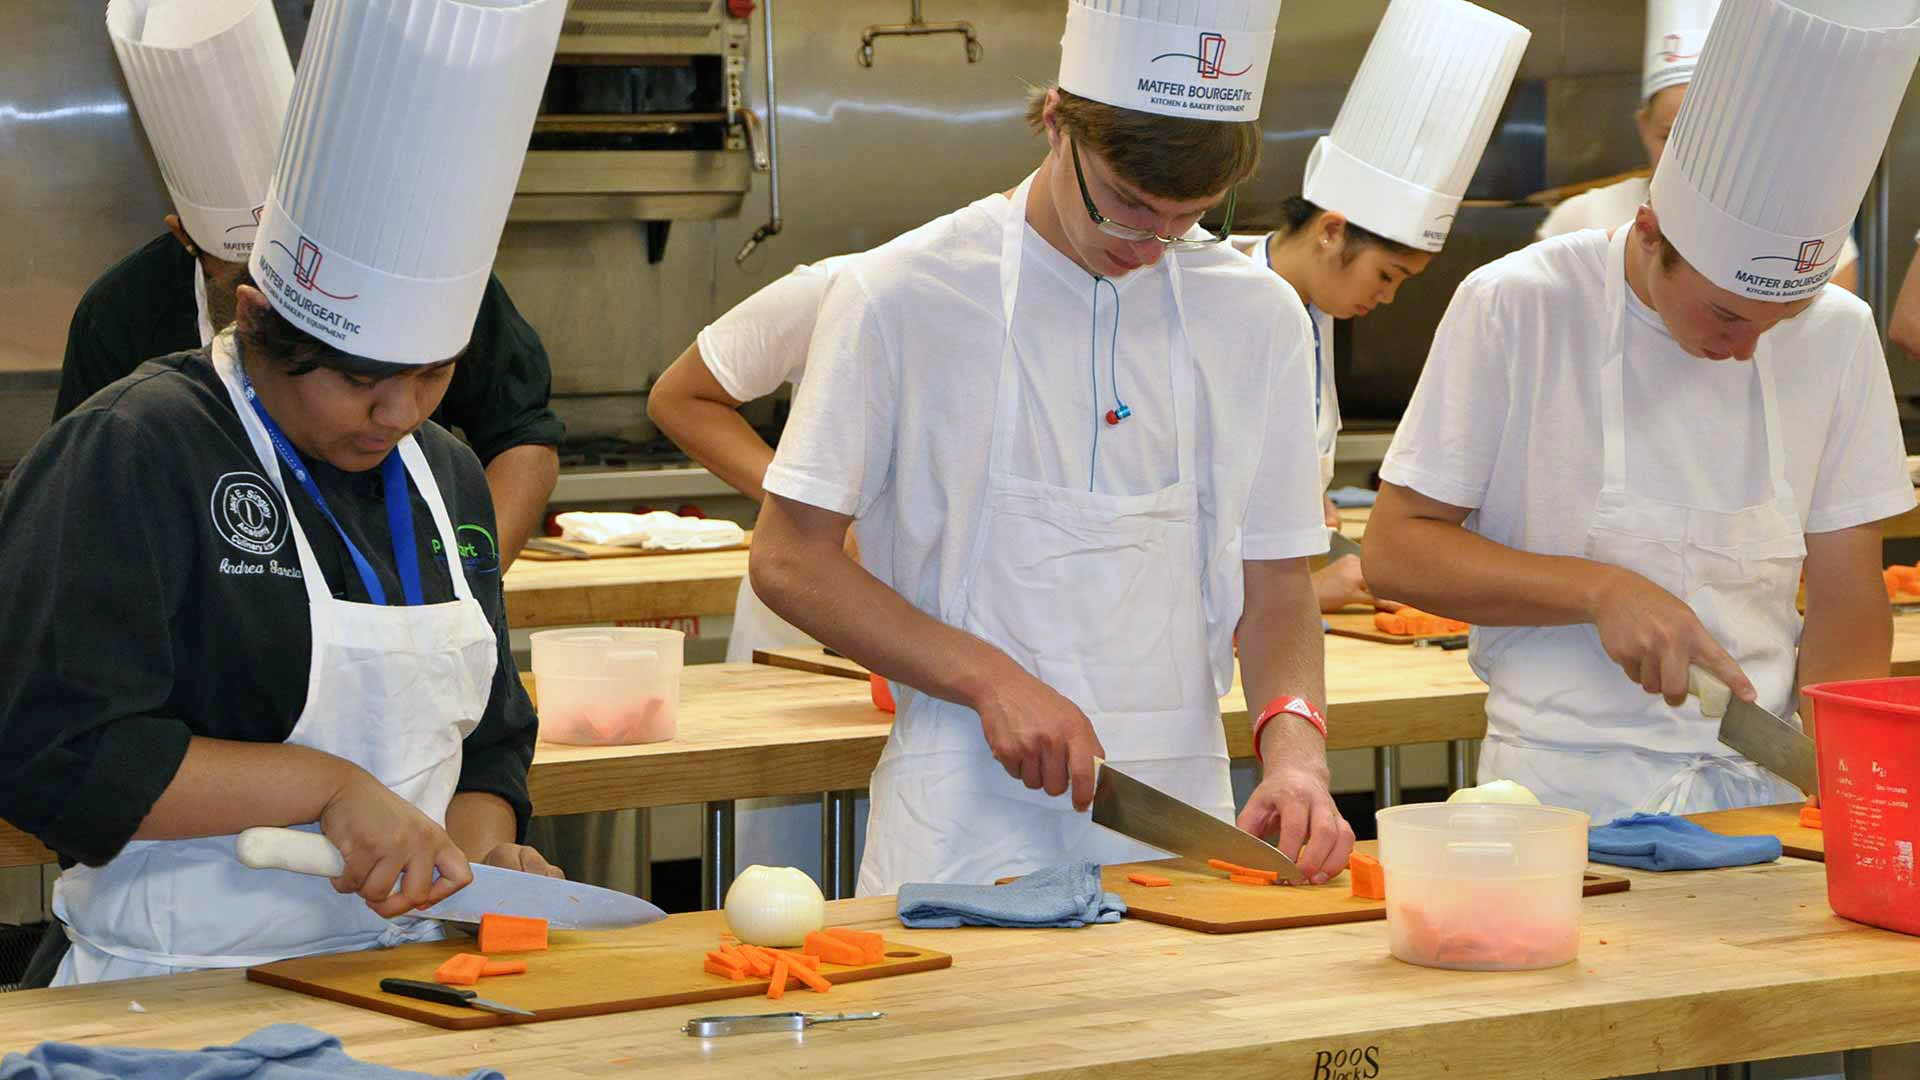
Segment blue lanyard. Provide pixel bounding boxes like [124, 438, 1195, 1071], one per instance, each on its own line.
[237, 364, 425, 606]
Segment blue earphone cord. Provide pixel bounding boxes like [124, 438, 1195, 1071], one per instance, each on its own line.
[1088, 275, 1123, 491]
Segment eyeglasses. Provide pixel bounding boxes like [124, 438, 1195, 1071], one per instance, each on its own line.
[1070, 140, 1236, 250]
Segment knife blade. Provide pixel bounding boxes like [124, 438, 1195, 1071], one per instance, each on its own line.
[1686, 666, 1819, 795]
[524, 537, 591, 559]
[235, 827, 667, 930]
[682, 1011, 886, 1037]
[380, 977, 534, 1018]
[1326, 530, 1363, 560]
[1089, 760, 1308, 883]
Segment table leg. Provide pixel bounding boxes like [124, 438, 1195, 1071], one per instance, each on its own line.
[702, 801, 736, 911]
[635, 808, 652, 902]
[1708, 1064, 1751, 1080]
[1374, 746, 1403, 809]
[1846, 1044, 1920, 1078]
[824, 790, 858, 899]
[1447, 739, 1473, 793]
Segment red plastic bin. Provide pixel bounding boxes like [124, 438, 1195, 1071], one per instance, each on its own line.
[1800, 677, 1920, 936]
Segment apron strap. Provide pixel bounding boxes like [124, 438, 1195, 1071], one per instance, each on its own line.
[193, 260, 214, 348]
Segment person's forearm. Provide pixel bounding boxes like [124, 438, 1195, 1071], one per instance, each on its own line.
[1797, 539, 1894, 707]
[654, 398, 776, 504]
[484, 444, 559, 569]
[445, 791, 519, 861]
[133, 736, 357, 841]
[1364, 484, 1614, 627]
[751, 497, 1020, 711]
[1237, 559, 1330, 769]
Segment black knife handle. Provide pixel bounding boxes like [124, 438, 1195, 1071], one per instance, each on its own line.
[381, 978, 476, 1007]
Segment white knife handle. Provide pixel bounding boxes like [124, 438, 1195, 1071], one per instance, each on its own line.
[236, 827, 346, 877]
[1687, 665, 1732, 720]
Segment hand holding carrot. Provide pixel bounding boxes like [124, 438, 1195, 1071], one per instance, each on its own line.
[1237, 764, 1355, 886]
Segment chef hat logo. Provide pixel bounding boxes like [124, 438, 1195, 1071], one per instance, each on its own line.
[271, 237, 360, 302]
[1658, 32, 1698, 62]
[1154, 32, 1254, 81]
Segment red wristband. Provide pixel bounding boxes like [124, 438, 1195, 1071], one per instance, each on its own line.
[1252, 695, 1328, 762]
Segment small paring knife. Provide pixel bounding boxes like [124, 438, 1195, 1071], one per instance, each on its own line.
[380, 977, 534, 1018]
[682, 1011, 885, 1037]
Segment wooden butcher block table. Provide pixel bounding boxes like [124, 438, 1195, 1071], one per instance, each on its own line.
[6, 862, 1920, 1078]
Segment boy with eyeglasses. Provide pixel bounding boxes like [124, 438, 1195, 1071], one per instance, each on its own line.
[748, 0, 1352, 893]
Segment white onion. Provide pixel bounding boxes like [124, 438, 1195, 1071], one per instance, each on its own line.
[723, 865, 825, 946]
[1446, 779, 1541, 805]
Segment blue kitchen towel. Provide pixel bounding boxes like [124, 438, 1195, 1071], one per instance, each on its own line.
[897, 861, 1127, 929]
[0, 1024, 501, 1080]
[1328, 486, 1378, 508]
[1588, 813, 1782, 871]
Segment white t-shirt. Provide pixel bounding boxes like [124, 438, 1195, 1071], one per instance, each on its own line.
[1382, 229, 1912, 563]
[1538, 176, 1861, 271]
[1231, 233, 1338, 492]
[765, 193, 1327, 692]
[695, 255, 851, 401]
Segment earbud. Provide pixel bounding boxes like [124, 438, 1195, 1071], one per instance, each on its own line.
[1105, 404, 1132, 426]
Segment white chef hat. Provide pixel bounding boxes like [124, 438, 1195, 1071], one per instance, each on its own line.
[106, 0, 292, 261]
[1057, 0, 1283, 123]
[1649, 0, 1920, 301]
[1643, 1, 1720, 101]
[1299, 0, 1530, 253]
[249, 0, 565, 364]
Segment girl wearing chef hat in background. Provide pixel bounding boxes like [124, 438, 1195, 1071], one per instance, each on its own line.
[1366, 0, 1920, 824]
[0, 0, 567, 985]
[751, 0, 1360, 894]
[1231, 0, 1528, 615]
[1536, 0, 1860, 294]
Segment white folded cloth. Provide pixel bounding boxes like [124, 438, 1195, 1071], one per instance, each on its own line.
[554, 511, 746, 551]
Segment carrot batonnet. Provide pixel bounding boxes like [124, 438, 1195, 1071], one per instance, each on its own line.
[822, 927, 886, 964]
[789, 960, 834, 994]
[703, 958, 747, 981]
[767, 956, 791, 1000]
[1348, 852, 1386, 901]
[480, 960, 528, 977]
[1800, 805, 1823, 830]
[1207, 859, 1278, 884]
[1126, 872, 1173, 888]
[803, 931, 866, 966]
[434, 952, 489, 987]
[1228, 873, 1272, 886]
[476, 913, 549, 953]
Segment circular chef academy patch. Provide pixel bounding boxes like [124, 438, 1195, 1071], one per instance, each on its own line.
[210, 471, 288, 555]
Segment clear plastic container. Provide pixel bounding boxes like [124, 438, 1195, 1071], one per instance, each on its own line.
[530, 628, 683, 746]
[1375, 802, 1591, 971]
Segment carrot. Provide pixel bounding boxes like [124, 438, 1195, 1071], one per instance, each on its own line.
[870, 673, 896, 713]
[788, 960, 833, 994]
[803, 931, 865, 966]
[767, 956, 791, 1000]
[705, 950, 747, 974]
[736, 945, 774, 977]
[477, 913, 548, 953]
[1207, 859, 1277, 884]
[433, 952, 488, 986]
[704, 958, 747, 981]
[1228, 873, 1271, 886]
[1800, 805, 1823, 831]
[822, 927, 885, 964]
[1348, 852, 1385, 901]
[775, 950, 822, 969]
[1126, 872, 1173, 888]
[480, 960, 527, 977]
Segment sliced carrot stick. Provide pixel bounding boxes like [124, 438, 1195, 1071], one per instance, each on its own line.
[736, 946, 774, 977]
[434, 952, 488, 986]
[1207, 859, 1278, 883]
[802, 931, 865, 966]
[480, 960, 527, 977]
[789, 960, 833, 994]
[822, 927, 885, 964]
[477, 913, 548, 953]
[703, 958, 747, 981]
[1126, 872, 1173, 888]
[705, 950, 747, 974]
[767, 956, 791, 1000]
[1800, 804, 1823, 830]
[1228, 873, 1271, 886]
[1347, 852, 1385, 901]
[776, 950, 822, 969]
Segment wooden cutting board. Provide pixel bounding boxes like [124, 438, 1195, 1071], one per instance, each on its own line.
[519, 537, 749, 562]
[1102, 843, 1629, 935]
[1323, 610, 1469, 646]
[1685, 803, 1825, 862]
[247, 926, 949, 1030]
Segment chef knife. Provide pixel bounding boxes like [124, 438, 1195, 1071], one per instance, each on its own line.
[236, 827, 666, 930]
[524, 537, 592, 559]
[1686, 666, 1819, 795]
[1089, 760, 1308, 884]
[682, 1011, 885, 1037]
[1326, 530, 1363, 560]
[380, 977, 534, 1018]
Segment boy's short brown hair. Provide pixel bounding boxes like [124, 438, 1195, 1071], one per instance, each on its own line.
[1025, 85, 1260, 203]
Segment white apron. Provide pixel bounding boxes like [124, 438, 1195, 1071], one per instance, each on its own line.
[192, 260, 214, 347]
[52, 335, 499, 984]
[724, 577, 817, 664]
[856, 177, 1231, 895]
[1473, 226, 1806, 824]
